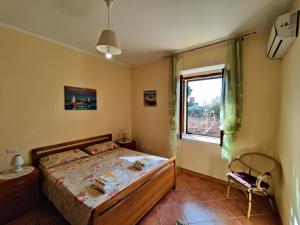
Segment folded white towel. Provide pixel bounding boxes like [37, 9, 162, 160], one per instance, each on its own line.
[132, 157, 152, 170]
[93, 180, 115, 193]
[96, 177, 108, 185]
[93, 171, 120, 193]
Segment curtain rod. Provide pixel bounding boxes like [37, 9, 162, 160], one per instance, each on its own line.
[167, 31, 257, 56]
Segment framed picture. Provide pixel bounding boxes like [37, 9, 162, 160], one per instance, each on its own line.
[64, 86, 97, 110]
[144, 90, 157, 107]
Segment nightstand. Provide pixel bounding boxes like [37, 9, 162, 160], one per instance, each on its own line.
[0, 166, 40, 224]
[117, 140, 137, 150]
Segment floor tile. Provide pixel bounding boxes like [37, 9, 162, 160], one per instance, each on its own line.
[6, 202, 69, 225]
[138, 206, 161, 225]
[251, 196, 274, 215]
[179, 202, 210, 223]
[157, 204, 187, 225]
[227, 187, 248, 200]
[220, 199, 249, 217]
[203, 201, 234, 221]
[191, 188, 216, 201]
[213, 218, 241, 225]
[196, 182, 230, 201]
[186, 177, 214, 190]
[191, 222, 215, 225]
[157, 190, 177, 206]
[177, 171, 195, 180]
[258, 214, 281, 225]
[237, 214, 282, 225]
[176, 178, 190, 190]
[210, 187, 228, 200]
[174, 189, 198, 204]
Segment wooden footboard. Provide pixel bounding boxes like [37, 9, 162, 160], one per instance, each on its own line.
[93, 157, 176, 225]
[31, 134, 176, 225]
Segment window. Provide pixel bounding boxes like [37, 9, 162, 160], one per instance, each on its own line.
[180, 65, 223, 142]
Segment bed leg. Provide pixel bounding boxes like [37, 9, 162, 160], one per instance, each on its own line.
[172, 183, 176, 190]
[173, 161, 177, 190]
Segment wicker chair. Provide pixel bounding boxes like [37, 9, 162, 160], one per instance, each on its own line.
[226, 152, 279, 219]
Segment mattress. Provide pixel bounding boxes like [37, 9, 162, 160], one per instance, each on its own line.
[40, 147, 168, 225]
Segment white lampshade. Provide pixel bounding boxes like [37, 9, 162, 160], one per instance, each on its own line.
[12, 154, 24, 173]
[96, 30, 121, 56]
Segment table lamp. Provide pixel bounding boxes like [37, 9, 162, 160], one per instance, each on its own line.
[12, 154, 24, 173]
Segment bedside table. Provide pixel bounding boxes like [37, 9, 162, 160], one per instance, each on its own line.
[117, 140, 136, 150]
[0, 166, 40, 224]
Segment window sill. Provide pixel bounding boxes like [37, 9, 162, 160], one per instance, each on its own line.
[181, 133, 220, 145]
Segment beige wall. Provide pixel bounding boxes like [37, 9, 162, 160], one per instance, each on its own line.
[131, 33, 281, 182]
[182, 42, 226, 70]
[0, 26, 131, 172]
[180, 33, 281, 181]
[131, 59, 170, 158]
[275, 1, 300, 224]
[178, 43, 227, 179]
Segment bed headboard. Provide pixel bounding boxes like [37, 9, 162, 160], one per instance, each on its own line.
[31, 134, 112, 167]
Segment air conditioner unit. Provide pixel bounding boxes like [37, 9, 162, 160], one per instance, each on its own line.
[266, 10, 299, 58]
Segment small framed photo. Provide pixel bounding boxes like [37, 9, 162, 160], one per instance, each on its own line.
[144, 90, 157, 107]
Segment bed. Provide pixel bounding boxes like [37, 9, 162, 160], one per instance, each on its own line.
[31, 134, 176, 225]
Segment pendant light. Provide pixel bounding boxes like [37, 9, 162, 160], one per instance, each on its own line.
[96, 0, 121, 59]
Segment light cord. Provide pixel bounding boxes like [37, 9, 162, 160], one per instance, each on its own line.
[108, 4, 110, 29]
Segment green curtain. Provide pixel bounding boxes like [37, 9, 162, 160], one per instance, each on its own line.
[169, 54, 182, 158]
[220, 37, 243, 160]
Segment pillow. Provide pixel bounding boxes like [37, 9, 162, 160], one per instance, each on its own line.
[84, 141, 119, 155]
[40, 149, 89, 169]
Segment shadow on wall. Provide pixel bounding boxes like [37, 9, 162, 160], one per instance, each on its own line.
[290, 165, 300, 225]
[277, 164, 300, 225]
[291, 174, 300, 225]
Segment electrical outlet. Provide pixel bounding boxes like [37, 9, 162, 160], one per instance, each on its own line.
[6, 147, 18, 155]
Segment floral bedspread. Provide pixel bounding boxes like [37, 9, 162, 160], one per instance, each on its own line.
[41, 148, 168, 225]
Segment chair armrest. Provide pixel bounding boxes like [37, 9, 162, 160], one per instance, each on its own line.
[256, 172, 272, 189]
[227, 156, 240, 172]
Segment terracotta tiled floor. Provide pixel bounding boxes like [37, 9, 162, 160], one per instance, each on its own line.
[6, 171, 281, 225]
[138, 171, 282, 225]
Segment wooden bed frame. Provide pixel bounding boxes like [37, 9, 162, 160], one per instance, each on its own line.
[31, 134, 176, 225]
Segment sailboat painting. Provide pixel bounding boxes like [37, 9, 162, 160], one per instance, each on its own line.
[64, 86, 97, 110]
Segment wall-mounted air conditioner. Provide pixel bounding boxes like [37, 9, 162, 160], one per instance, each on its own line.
[266, 10, 299, 59]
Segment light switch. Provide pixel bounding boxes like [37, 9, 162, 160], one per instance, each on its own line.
[6, 147, 18, 155]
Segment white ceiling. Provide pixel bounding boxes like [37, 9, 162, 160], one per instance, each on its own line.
[0, 0, 293, 67]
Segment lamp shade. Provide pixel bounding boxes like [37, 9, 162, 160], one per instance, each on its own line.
[96, 30, 121, 55]
[12, 154, 24, 167]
